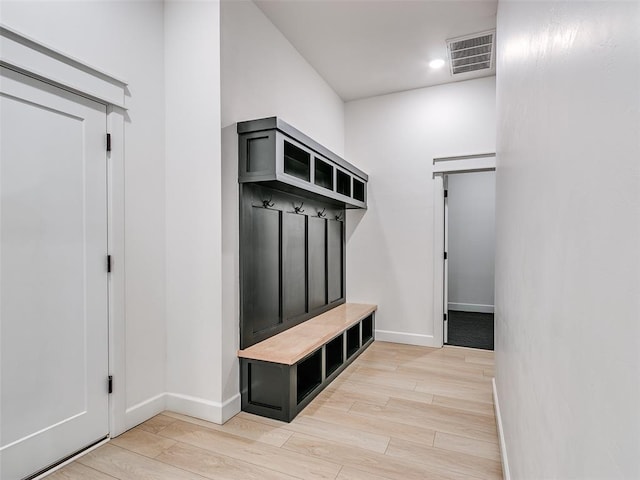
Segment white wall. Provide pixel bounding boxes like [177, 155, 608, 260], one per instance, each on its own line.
[0, 1, 167, 432]
[220, 0, 345, 402]
[447, 171, 495, 313]
[164, 1, 228, 423]
[345, 77, 496, 346]
[220, 0, 344, 155]
[495, 2, 640, 478]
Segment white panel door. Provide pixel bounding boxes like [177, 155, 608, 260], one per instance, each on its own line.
[0, 67, 109, 480]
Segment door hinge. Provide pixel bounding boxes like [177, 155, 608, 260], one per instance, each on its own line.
[444, 313, 447, 321]
[444, 189, 448, 198]
[108, 375, 113, 394]
[107, 255, 112, 273]
[106, 133, 111, 152]
[444, 251, 448, 260]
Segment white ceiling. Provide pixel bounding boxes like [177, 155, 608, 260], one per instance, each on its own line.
[254, 0, 498, 102]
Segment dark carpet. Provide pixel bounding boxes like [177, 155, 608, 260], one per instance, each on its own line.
[447, 310, 494, 351]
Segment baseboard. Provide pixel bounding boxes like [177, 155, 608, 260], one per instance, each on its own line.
[121, 391, 241, 432]
[221, 393, 242, 423]
[448, 302, 494, 313]
[493, 378, 511, 480]
[166, 392, 241, 425]
[124, 393, 166, 431]
[375, 329, 437, 347]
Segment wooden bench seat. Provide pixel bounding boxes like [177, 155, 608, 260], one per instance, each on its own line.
[237, 303, 377, 365]
[238, 303, 377, 422]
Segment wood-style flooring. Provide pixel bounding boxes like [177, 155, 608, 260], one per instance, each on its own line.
[47, 342, 502, 480]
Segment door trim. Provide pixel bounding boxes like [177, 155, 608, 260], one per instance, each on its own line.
[0, 23, 127, 108]
[1, 25, 128, 438]
[432, 153, 496, 347]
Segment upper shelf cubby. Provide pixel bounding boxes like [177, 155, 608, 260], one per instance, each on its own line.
[238, 117, 368, 209]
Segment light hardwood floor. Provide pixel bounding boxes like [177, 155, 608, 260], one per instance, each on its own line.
[48, 342, 502, 480]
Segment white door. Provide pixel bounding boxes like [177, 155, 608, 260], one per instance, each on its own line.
[443, 175, 449, 344]
[0, 67, 109, 480]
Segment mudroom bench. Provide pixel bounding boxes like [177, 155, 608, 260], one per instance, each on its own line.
[238, 303, 376, 422]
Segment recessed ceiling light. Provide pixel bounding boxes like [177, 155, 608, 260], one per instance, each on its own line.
[429, 59, 445, 69]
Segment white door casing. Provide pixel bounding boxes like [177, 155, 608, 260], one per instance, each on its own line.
[0, 66, 109, 480]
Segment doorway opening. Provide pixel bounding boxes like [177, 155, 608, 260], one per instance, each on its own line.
[431, 152, 495, 349]
[444, 171, 495, 350]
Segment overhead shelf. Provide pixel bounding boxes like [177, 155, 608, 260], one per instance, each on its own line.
[238, 117, 368, 209]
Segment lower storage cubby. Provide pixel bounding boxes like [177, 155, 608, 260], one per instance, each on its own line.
[296, 349, 322, 404]
[325, 334, 344, 377]
[248, 362, 284, 410]
[346, 323, 360, 359]
[362, 314, 373, 344]
[239, 304, 377, 422]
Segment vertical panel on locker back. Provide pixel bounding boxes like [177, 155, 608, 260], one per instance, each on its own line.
[283, 212, 307, 321]
[327, 218, 343, 303]
[308, 216, 327, 311]
[246, 206, 282, 335]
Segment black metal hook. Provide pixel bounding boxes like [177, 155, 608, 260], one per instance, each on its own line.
[317, 208, 326, 218]
[294, 202, 305, 214]
[335, 212, 344, 221]
[262, 195, 275, 208]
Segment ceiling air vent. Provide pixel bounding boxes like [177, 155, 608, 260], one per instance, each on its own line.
[447, 30, 495, 75]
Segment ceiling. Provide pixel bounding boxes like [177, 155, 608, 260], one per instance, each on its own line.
[254, 0, 498, 102]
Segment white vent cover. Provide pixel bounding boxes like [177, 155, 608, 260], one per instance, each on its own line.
[447, 30, 495, 75]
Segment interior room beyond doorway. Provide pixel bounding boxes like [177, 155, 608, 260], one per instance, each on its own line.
[446, 170, 495, 350]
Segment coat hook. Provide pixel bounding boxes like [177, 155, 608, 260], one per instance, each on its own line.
[294, 202, 305, 214]
[317, 208, 326, 218]
[262, 195, 275, 208]
[335, 212, 344, 221]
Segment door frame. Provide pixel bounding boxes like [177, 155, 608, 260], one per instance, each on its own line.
[1, 25, 128, 437]
[432, 153, 496, 347]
